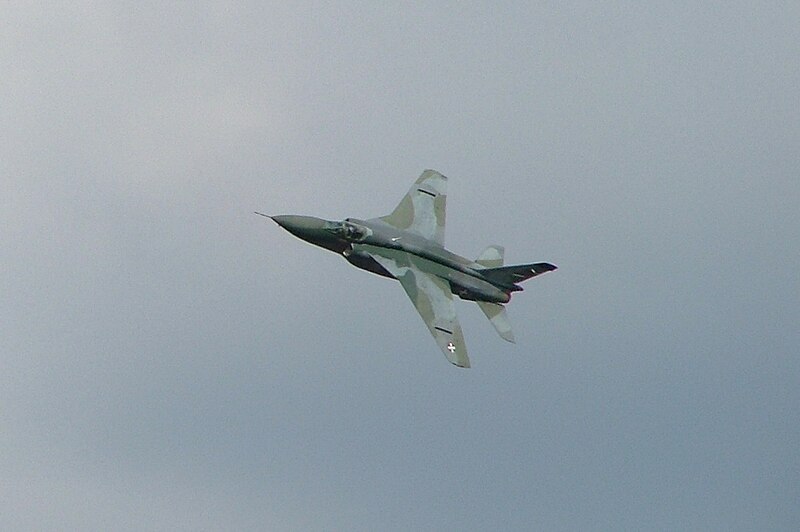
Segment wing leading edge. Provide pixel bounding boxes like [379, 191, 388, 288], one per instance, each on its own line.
[376, 169, 447, 246]
[359, 245, 470, 368]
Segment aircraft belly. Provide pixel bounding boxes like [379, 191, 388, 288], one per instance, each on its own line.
[353, 244, 507, 303]
[417, 258, 508, 303]
[344, 250, 396, 279]
[449, 276, 510, 303]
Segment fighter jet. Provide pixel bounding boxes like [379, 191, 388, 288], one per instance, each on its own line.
[258, 170, 556, 368]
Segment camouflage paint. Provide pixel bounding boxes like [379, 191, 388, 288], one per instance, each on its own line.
[264, 170, 556, 367]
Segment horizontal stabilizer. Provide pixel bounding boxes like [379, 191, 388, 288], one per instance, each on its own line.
[481, 262, 557, 287]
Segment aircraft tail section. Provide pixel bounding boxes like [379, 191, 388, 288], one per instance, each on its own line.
[476, 259, 557, 343]
[475, 245, 505, 268]
[481, 262, 557, 287]
[477, 302, 515, 343]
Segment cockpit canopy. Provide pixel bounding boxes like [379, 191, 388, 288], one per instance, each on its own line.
[323, 219, 369, 242]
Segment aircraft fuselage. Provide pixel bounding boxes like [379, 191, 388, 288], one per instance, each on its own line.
[269, 214, 511, 303]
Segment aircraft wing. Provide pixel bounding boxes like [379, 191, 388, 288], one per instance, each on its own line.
[360, 245, 470, 368]
[375, 169, 447, 246]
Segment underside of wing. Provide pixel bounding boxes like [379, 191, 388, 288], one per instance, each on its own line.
[376, 169, 447, 246]
[360, 246, 470, 368]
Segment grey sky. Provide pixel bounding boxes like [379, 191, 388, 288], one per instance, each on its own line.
[2, 2, 799, 530]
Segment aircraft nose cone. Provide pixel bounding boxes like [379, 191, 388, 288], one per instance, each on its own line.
[264, 213, 349, 254]
[270, 215, 326, 233]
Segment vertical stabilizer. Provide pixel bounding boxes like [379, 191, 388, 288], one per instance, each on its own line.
[475, 245, 505, 268]
[477, 302, 516, 343]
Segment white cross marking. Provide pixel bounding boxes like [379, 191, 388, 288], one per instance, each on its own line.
[446, 342, 456, 353]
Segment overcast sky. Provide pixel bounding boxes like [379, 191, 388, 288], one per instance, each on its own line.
[2, 2, 799, 530]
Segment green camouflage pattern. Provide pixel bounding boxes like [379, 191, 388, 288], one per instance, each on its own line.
[380, 170, 447, 246]
[262, 170, 556, 367]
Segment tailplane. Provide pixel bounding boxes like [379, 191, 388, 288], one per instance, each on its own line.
[480, 262, 557, 288]
[475, 250, 555, 341]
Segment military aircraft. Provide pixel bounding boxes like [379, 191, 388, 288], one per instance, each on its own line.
[258, 170, 556, 368]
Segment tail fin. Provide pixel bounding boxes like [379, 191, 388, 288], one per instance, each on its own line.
[475, 245, 505, 268]
[481, 262, 557, 287]
[477, 302, 515, 343]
